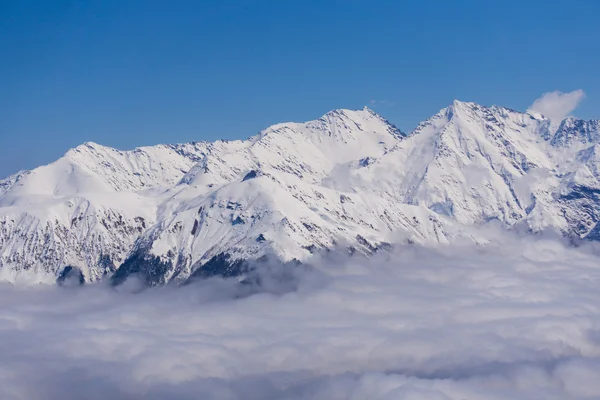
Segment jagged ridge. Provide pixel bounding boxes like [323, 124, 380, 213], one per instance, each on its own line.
[0, 102, 599, 284]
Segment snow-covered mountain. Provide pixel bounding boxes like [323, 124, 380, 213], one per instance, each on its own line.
[1, 102, 599, 284]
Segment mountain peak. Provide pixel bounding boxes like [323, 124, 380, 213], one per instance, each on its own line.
[410, 99, 552, 154]
[3, 99, 600, 285]
[447, 99, 508, 115]
[362, 105, 375, 112]
[320, 106, 377, 120]
[256, 107, 404, 143]
[443, 100, 535, 124]
[551, 117, 600, 147]
[450, 99, 474, 108]
[66, 141, 114, 158]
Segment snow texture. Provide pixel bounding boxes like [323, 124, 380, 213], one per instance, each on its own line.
[1, 102, 600, 283]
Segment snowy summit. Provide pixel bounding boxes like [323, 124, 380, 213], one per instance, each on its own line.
[1, 101, 599, 284]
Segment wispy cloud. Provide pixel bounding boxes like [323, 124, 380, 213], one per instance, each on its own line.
[528, 89, 586, 123]
[1, 233, 600, 399]
[369, 99, 395, 107]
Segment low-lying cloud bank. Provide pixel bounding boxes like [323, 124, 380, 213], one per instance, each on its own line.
[1, 234, 600, 399]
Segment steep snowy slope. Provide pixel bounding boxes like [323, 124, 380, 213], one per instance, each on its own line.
[114, 173, 467, 285]
[550, 118, 600, 147]
[341, 101, 561, 229]
[555, 144, 600, 238]
[1, 141, 209, 198]
[344, 102, 600, 238]
[547, 118, 600, 238]
[0, 142, 210, 281]
[0, 194, 155, 281]
[111, 108, 470, 285]
[1, 102, 600, 284]
[178, 107, 403, 189]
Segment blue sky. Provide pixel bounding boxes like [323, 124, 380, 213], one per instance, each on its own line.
[1, 0, 599, 177]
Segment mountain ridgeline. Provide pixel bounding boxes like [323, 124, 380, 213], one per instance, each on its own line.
[1, 102, 599, 284]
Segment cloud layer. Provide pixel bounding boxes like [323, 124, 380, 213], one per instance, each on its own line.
[1, 234, 600, 399]
[529, 89, 586, 123]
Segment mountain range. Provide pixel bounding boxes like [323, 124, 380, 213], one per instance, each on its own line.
[1, 101, 599, 285]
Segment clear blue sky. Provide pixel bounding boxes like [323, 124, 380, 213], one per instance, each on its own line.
[1, 0, 599, 177]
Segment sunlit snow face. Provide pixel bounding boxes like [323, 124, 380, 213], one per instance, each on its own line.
[1, 233, 600, 400]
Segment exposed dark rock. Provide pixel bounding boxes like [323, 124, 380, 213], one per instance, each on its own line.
[303, 244, 317, 253]
[376, 241, 393, 251]
[186, 253, 249, 281]
[185, 253, 307, 296]
[57, 266, 85, 286]
[584, 222, 600, 241]
[98, 254, 117, 275]
[359, 157, 374, 167]
[232, 216, 245, 225]
[242, 170, 258, 181]
[302, 222, 317, 232]
[561, 185, 600, 201]
[340, 194, 353, 204]
[111, 250, 173, 287]
[226, 201, 241, 210]
[134, 216, 146, 229]
[356, 234, 377, 252]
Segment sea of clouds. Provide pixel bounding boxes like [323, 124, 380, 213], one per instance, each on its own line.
[1, 232, 600, 399]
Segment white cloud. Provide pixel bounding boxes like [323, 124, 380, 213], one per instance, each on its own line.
[1, 233, 600, 399]
[528, 89, 586, 123]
